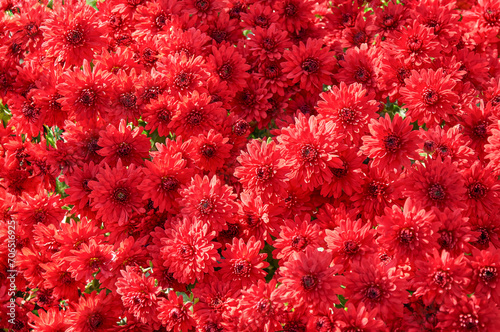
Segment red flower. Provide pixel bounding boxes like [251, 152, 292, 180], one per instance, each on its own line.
[332, 302, 386, 332]
[433, 207, 477, 256]
[277, 247, 341, 313]
[178, 174, 238, 233]
[400, 68, 459, 126]
[486, 120, 500, 175]
[208, 44, 250, 94]
[142, 92, 177, 137]
[28, 308, 70, 332]
[247, 24, 291, 61]
[88, 160, 145, 226]
[163, 54, 210, 97]
[281, 38, 336, 91]
[66, 239, 114, 283]
[108, 69, 142, 124]
[461, 161, 500, 216]
[468, 247, 500, 303]
[274, 0, 314, 33]
[218, 236, 268, 290]
[160, 217, 220, 284]
[157, 292, 196, 332]
[317, 82, 379, 144]
[192, 129, 232, 173]
[235, 139, 290, 199]
[437, 295, 500, 331]
[273, 215, 323, 261]
[66, 292, 121, 332]
[97, 120, 150, 168]
[361, 113, 420, 173]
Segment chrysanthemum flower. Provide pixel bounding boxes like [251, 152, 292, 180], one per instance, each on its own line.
[376, 198, 438, 264]
[277, 247, 341, 312]
[157, 291, 196, 332]
[108, 69, 142, 124]
[178, 174, 238, 233]
[461, 101, 493, 158]
[238, 191, 281, 242]
[277, 114, 345, 191]
[88, 160, 145, 226]
[235, 139, 290, 199]
[468, 247, 500, 303]
[317, 82, 379, 144]
[361, 113, 420, 173]
[142, 92, 177, 137]
[433, 207, 477, 256]
[162, 54, 210, 97]
[247, 24, 291, 61]
[208, 44, 250, 93]
[461, 161, 500, 217]
[400, 68, 459, 126]
[160, 217, 221, 284]
[15, 190, 65, 229]
[66, 238, 114, 283]
[281, 38, 336, 91]
[219, 236, 268, 290]
[97, 120, 150, 168]
[274, 0, 314, 33]
[232, 76, 272, 124]
[40, 0, 108, 68]
[170, 91, 225, 138]
[116, 266, 161, 325]
[341, 255, 409, 320]
[485, 120, 500, 175]
[58, 61, 113, 124]
[273, 215, 323, 262]
[436, 295, 500, 331]
[325, 217, 376, 272]
[41, 260, 85, 302]
[332, 302, 386, 332]
[28, 307, 70, 332]
[66, 291, 121, 332]
[413, 249, 472, 306]
[192, 129, 232, 173]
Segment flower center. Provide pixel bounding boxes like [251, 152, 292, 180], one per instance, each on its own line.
[343, 240, 359, 255]
[169, 308, 186, 322]
[179, 244, 194, 258]
[34, 210, 46, 223]
[432, 270, 451, 289]
[341, 13, 354, 27]
[60, 272, 73, 285]
[398, 228, 415, 245]
[397, 67, 411, 85]
[88, 313, 103, 330]
[468, 182, 487, 200]
[21, 101, 41, 122]
[300, 144, 318, 162]
[198, 198, 214, 215]
[338, 107, 356, 124]
[237, 89, 256, 108]
[119, 92, 137, 109]
[65, 24, 85, 46]
[353, 31, 367, 45]
[291, 235, 308, 251]
[484, 8, 500, 25]
[383, 134, 402, 153]
[428, 183, 446, 201]
[331, 161, 348, 178]
[479, 266, 497, 283]
[354, 66, 370, 82]
[423, 140, 436, 152]
[264, 63, 280, 79]
[438, 230, 455, 250]
[365, 285, 382, 301]
[211, 29, 227, 44]
[476, 227, 490, 246]
[262, 37, 276, 51]
[255, 15, 269, 28]
[158, 108, 172, 123]
[78, 88, 96, 107]
[383, 15, 395, 28]
[285, 3, 297, 17]
[406, 35, 423, 52]
[367, 181, 386, 197]
[255, 165, 273, 181]
[472, 121, 488, 139]
[195, 0, 209, 11]
[200, 143, 216, 159]
[233, 259, 251, 277]
[155, 13, 167, 29]
[116, 142, 132, 157]
[422, 88, 439, 105]
[459, 314, 479, 330]
[161, 176, 179, 192]
[209, 296, 225, 310]
[89, 257, 101, 269]
[113, 187, 130, 203]
[301, 58, 319, 73]
[218, 63, 233, 80]
[301, 274, 317, 290]
[174, 71, 192, 90]
[232, 119, 249, 136]
[186, 110, 203, 127]
[142, 47, 158, 65]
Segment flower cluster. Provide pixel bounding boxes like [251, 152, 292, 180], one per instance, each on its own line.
[1, 0, 500, 331]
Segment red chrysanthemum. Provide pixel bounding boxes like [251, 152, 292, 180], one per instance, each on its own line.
[160, 217, 221, 284]
[66, 291, 121, 332]
[400, 68, 459, 126]
[208, 44, 250, 94]
[485, 120, 500, 175]
[88, 160, 145, 226]
[433, 207, 477, 256]
[163, 54, 210, 97]
[65, 239, 114, 283]
[192, 129, 232, 173]
[437, 295, 500, 331]
[28, 308, 70, 332]
[281, 38, 336, 91]
[178, 174, 238, 233]
[461, 161, 500, 217]
[468, 247, 500, 303]
[361, 113, 420, 173]
[247, 24, 291, 61]
[157, 292, 196, 332]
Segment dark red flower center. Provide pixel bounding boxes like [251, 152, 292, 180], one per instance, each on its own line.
[438, 230, 455, 250]
[479, 266, 497, 283]
[209, 296, 224, 310]
[365, 285, 382, 301]
[423, 140, 436, 153]
[383, 134, 402, 153]
[116, 142, 132, 157]
[383, 15, 395, 28]
[301, 58, 319, 73]
[426, 18, 439, 29]
[331, 161, 348, 178]
[203, 322, 223, 332]
[341, 13, 354, 27]
[399, 227, 415, 245]
[476, 227, 490, 246]
[198, 197, 214, 215]
[422, 88, 439, 105]
[65, 24, 85, 46]
[291, 235, 308, 251]
[285, 3, 297, 17]
[174, 71, 192, 90]
[89, 257, 101, 269]
[397, 67, 411, 85]
[237, 89, 256, 108]
[25, 21, 39, 37]
[255, 15, 269, 28]
[407, 35, 423, 52]
[300, 144, 318, 162]
[343, 240, 359, 255]
[367, 181, 386, 197]
[284, 193, 297, 209]
[195, 0, 209, 11]
[87, 312, 104, 330]
[22, 101, 41, 122]
[255, 165, 273, 181]
[78, 88, 97, 107]
[143, 86, 161, 102]
[218, 63, 233, 80]
[33, 210, 46, 223]
[472, 121, 488, 139]
[299, 103, 313, 114]
[233, 119, 250, 136]
[169, 308, 186, 322]
[459, 313, 479, 330]
[354, 66, 370, 82]
[484, 8, 500, 26]
[256, 299, 271, 314]
[161, 176, 179, 192]
[60, 272, 73, 285]
[264, 63, 281, 79]
[338, 107, 356, 123]
[468, 182, 487, 200]
[186, 110, 203, 127]
[142, 47, 158, 65]
[433, 270, 451, 288]
[84, 138, 98, 154]
[113, 187, 130, 203]
[119, 92, 137, 109]
[353, 31, 367, 45]
[155, 13, 167, 29]
[492, 95, 500, 106]
[428, 183, 446, 201]
[158, 108, 172, 123]
[200, 143, 216, 159]
[262, 37, 276, 51]
[210, 29, 227, 44]
[179, 244, 194, 258]
[301, 274, 318, 290]
[233, 259, 251, 276]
